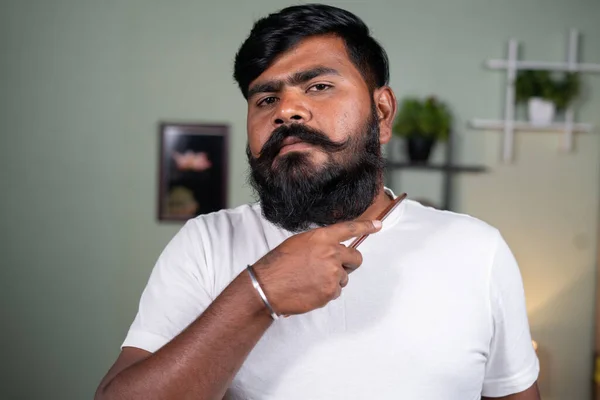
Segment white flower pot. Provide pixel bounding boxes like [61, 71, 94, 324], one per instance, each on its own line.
[527, 97, 555, 126]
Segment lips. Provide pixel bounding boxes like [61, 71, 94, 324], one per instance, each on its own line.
[278, 137, 312, 155]
[281, 137, 303, 147]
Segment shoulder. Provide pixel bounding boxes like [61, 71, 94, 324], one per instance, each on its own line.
[178, 202, 283, 265]
[183, 202, 266, 237]
[401, 199, 501, 247]
[158, 203, 265, 260]
[404, 200, 498, 234]
[159, 203, 269, 286]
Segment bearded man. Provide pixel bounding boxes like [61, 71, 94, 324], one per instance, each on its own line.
[96, 4, 540, 399]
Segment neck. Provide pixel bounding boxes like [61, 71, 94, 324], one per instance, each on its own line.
[357, 185, 393, 221]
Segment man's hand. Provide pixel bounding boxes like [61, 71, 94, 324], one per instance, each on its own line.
[252, 219, 382, 316]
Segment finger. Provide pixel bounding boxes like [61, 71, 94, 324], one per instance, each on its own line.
[339, 269, 349, 288]
[332, 284, 343, 300]
[325, 220, 382, 242]
[339, 246, 363, 272]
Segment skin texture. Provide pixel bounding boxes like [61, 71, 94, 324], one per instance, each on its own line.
[95, 35, 540, 400]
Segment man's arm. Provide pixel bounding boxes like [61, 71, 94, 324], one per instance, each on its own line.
[95, 220, 381, 400]
[482, 381, 541, 399]
[95, 271, 272, 400]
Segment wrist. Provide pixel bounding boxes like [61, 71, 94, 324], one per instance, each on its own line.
[233, 268, 274, 321]
[247, 265, 279, 320]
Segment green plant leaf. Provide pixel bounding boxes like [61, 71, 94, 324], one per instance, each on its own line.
[392, 96, 452, 141]
[515, 70, 580, 110]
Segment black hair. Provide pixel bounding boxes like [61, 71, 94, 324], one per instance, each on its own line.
[233, 4, 389, 99]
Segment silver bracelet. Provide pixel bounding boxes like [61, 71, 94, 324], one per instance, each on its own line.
[247, 265, 279, 320]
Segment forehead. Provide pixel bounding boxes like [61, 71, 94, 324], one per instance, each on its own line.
[250, 35, 366, 88]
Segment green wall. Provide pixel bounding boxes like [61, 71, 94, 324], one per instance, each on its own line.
[1, 1, 599, 399]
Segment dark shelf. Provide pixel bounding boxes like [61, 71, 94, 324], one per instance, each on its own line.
[385, 162, 486, 173]
[384, 131, 489, 211]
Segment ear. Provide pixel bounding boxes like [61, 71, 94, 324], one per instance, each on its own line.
[373, 86, 397, 145]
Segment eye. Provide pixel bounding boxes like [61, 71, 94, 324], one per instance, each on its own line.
[308, 83, 332, 92]
[257, 96, 278, 107]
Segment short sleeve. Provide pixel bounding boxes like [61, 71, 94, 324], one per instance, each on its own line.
[121, 219, 214, 353]
[482, 232, 540, 397]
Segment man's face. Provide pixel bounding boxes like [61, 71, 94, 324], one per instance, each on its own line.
[246, 35, 379, 164]
[245, 35, 391, 232]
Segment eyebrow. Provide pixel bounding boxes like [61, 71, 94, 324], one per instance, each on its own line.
[247, 66, 341, 99]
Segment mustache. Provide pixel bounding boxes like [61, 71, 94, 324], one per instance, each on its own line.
[257, 124, 350, 161]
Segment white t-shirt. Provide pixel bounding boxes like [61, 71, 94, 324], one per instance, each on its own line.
[122, 190, 539, 399]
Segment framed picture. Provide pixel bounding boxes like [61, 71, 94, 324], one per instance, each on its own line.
[158, 122, 228, 221]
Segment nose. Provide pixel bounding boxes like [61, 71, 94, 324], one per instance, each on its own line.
[272, 91, 311, 127]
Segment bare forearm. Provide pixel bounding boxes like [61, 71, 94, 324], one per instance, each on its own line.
[98, 271, 273, 400]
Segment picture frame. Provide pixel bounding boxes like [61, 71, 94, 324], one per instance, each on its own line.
[158, 122, 228, 221]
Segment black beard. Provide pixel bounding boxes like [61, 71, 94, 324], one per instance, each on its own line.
[246, 106, 385, 233]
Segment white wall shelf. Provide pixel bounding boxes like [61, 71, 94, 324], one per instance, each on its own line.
[468, 29, 600, 162]
[485, 60, 600, 73]
[470, 119, 593, 133]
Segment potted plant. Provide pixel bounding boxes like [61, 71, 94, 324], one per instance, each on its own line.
[393, 96, 452, 163]
[515, 70, 580, 126]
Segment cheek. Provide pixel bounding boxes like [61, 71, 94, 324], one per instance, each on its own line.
[323, 97, 366, 142]
[247, 116, 268, 157]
